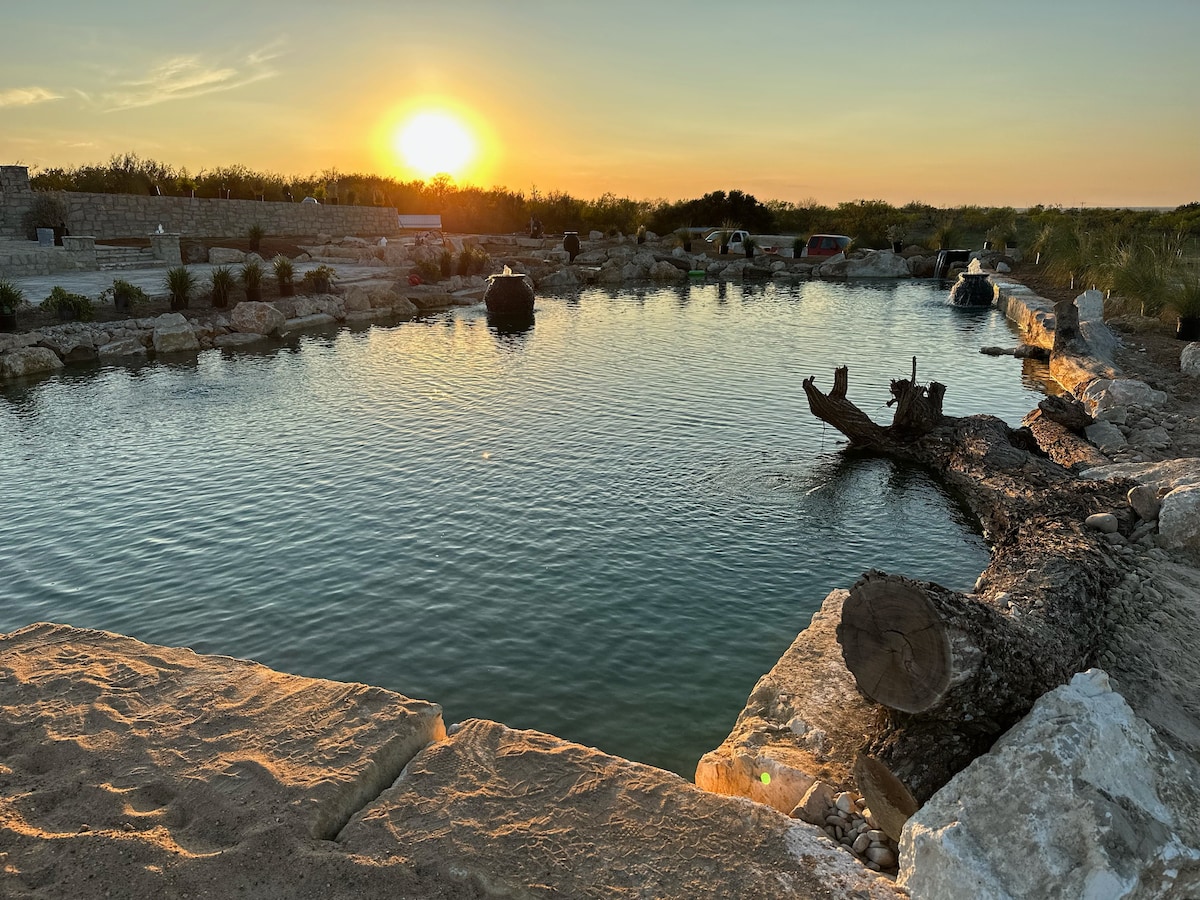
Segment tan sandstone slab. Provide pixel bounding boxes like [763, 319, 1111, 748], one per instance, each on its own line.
[0, 623, 447, 898]
[695, 589, 878, 815]
[339, 717, 901, 899]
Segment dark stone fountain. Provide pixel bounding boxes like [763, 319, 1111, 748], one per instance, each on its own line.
[484, 268, 535, 319]
[948, 259, 996, 307]
[563, 232, 581, 262]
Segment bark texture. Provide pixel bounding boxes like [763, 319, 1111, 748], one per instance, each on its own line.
[803, 364, 1133, 803]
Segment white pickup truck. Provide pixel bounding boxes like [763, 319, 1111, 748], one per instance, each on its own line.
[704, 229, 752, 252]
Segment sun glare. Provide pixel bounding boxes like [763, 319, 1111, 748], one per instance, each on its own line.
[394, 111, 476, 180]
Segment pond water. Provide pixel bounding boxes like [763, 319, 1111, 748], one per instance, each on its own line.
[0, 278, 1050, 776]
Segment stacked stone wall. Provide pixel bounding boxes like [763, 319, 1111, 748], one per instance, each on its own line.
[61, 193, 401, 240]
[0, 167, 401, 241]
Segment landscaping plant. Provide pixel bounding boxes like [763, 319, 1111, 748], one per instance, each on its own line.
[43, 286, 94, 322]
[209, 267, 236, 308]
[102, 278, 149, 312]
[273, 255, 295, 296]
[165, 266, 194, 311]
[241, 260, 264, 302]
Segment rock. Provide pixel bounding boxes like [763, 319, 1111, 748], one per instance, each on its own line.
[1128, 484, 1162, 521]
[1159, 485, 1200, 551]
[1183, 342, 1200, 377]
[339, 718, 901, 899]
[538, 268, 582, 289]
[834, 791, 855, 814]
[1133, 425, 1172, 450]
[213, 333, 270, 350]
[1013, 343, 1050, 360]
[790, 781, 835, 825]
[844, 250, 911, 278]
[1081, 457, 1200, 494]
[279, 314, 338, 336]
[152, 321, 200, 354]
[0, 623, 447, 898]
[0, 346, 64, 379]
[208, 247, 246, 265]
[866, 846, 897, 868]
[230, 301, 285, 335]
[995, 261, 1011, 274]
[649, 260, 685, 280]
[343, 287, 373, 312]
[1084, 512, 1119, 534]
[1081, 378, 1167, 413]
[1084, 420, 1127, 452]
[97, 337, 148, 360]
[589, 230, 604, 241]
[898, 670, 1200, 899]
[696, 590, 878, 814]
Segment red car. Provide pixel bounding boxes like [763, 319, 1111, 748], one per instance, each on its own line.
[801, 234, 852, 258]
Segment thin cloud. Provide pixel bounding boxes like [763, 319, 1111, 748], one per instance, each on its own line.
[0, 87, 63, 108]
[102, 48, 280, 111]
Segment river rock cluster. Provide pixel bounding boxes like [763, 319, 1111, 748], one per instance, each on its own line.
[790, 782, 900, 872]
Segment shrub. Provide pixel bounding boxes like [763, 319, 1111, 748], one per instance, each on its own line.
[273, 255, 295, 296]
[102, 278, 149, 312]
[165, 266, 194, 310]
[247, 223, 266, 252]
[457, 245, 490, 276]
[21, 192, 68, 240]
[43, 286, 94, 322]
[209, 266, 236, 308]
[299, 264, 336, 294]
[241, 260, 264, 301]
[0, 279, 26, 314]
[438, 249, 453, 278]
[1170, 271, 1200, 320]
[414, 258, 442, 283]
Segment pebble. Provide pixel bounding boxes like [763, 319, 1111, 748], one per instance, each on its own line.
[867, 846, 897, 868]
[852, 833, 871, 854]
[834, 791, 855, 813]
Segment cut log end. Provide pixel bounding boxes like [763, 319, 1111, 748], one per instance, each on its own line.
[837, 576, 951, 714]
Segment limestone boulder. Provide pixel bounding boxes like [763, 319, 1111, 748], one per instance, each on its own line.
[1128, 484, 1162, 521]
[589, 229, 604, 241]
[1159, 484, 1200, 551]
[279, 313, 338, 336]
[538, 267, 582, 289]
[1081, 377, 1167, 413]
[899, 669, 1200, 899]
[0, 332, 39, 353]
[0, 346, 64, 379]
[340, 718, 901, 899]
[0, 624, 447, 899]
[1084, 420, 1127, 453]
[213, 332, 270, 350]
[597, 260, 626, 284]
[342, 286, 373, 312]
[844, 250, 911, 278]
[152, 320, 200, 354]
[696, 590, 877, 814]
[649, 260, 686, 280]
[230, 301, 285, 335]
[208, 247, 246, 265]
[98, 337, 149, 360]
[1183, 342, 1200, 377]
[1081, 457, 1200, 493]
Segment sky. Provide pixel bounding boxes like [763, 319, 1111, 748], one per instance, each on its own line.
[2, 0, 1198, 208]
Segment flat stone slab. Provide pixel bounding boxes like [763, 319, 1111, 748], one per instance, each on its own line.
[0, 623, 446, 898]
[340, 717, 901, 898]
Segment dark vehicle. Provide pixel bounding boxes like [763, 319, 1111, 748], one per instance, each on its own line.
[801, 234, 852, 258]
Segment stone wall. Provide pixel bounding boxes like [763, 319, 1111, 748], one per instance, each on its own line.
[0, 166, 401, 241]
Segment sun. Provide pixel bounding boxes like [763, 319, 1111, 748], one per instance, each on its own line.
[394, 111, 476, 180]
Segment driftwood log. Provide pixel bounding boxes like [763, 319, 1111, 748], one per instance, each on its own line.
[802, 363, 1133, 806]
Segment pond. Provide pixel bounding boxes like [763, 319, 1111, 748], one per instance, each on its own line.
[0, 278, 1050, 776]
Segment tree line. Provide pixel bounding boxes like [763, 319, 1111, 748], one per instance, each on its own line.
[28, 153, 1200, 251]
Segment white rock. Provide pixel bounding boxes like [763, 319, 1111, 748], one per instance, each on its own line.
[1182, 342, 1200, 377]
[208, 247, 246, 265]
[230, 301, 285, 336]
[0, 346, 64, 379]
[790, 781, 835, 826]
[151, 322, 200, 354]
[995, 261, 1012, 274]
[844, 250, 911, 278]
[1081, 378, 1167, 413]
[1159, 485, 1200, 552]
[97, 337, 148, 360]
[834, 791, 855, 814]
[898, 669, 1200, 899]
[649, 260, 685, 281]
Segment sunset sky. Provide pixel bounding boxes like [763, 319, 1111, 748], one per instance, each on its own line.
[2, 0, 1198, 208]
